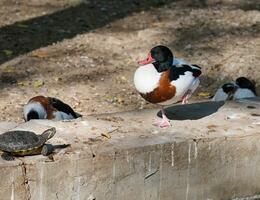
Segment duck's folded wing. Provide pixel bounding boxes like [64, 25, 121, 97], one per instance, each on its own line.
[50, 98, 77, 118]
[170, 64, 201, 81]
[169, 64, 201, 97]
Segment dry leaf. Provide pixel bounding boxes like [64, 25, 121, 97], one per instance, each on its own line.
[197, 92, 211, 97]
[207, 125, 217, 129]
[34, 80, 44, 87]
[31, 50, 49, 58]
[101, 133, 111, 139]
[17, 81, 30, 86]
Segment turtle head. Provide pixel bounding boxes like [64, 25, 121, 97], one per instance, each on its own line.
[41, 127, 56, 140]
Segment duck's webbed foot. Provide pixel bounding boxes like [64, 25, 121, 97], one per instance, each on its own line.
[153, 108, 171, 128]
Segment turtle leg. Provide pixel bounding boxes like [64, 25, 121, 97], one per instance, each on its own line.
[1, 152, 15, 161]
[41, 144, 55, 156]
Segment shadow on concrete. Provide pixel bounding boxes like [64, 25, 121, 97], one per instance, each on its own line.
[157, 101, 225, 120]
[0, 0, 177, 65]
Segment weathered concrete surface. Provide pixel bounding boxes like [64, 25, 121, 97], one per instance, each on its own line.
[0, 99, 260, 200]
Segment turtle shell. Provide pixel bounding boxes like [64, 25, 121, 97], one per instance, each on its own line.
[0, 130, 45, 152]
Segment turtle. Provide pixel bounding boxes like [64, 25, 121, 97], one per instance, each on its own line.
[0, 127, 68, 161]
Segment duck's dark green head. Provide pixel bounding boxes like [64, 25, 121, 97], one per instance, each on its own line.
[138, 45, 174, 72]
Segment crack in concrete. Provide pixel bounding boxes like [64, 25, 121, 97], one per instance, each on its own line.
[18, 159, 31, 200]
[55, 192, 59, 200]
[89, 145, 96, 158]
[145, 168, 159, 179]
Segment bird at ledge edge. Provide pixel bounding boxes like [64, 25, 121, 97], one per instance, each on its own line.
[23, 95, 79, 121]
[134, 45, 202, 128]
[211, 76, 256, 102]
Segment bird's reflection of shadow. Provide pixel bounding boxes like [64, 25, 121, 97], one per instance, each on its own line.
[157, 101, 225, 120]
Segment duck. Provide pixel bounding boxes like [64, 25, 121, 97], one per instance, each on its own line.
[134, 45, 202, 128]
[211, 82, 237, 101]
[23, 96, 79, 121]
[234, 77, 256, 99]
[211, 77, 256, 101]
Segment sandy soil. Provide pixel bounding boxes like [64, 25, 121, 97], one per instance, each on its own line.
[0, 0, 259, 122]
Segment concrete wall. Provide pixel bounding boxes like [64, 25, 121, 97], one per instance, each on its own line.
[1, 134, 260, 200]
[0, 100, 260, 200]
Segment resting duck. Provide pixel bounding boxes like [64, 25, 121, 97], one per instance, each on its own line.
[211, 77, 256, 101]
[234, 77, 256, 99]
[134, 45, 202, 128]
[23, 96, 78, 121]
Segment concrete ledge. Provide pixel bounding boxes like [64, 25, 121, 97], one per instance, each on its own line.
[0, 99, 260, 200]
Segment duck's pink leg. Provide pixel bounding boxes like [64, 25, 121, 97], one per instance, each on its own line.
[182, 79, 200, 104]
[153, 107, 171, 128]
[182, 89, 192, 104]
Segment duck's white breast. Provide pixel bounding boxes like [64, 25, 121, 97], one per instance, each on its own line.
[211, 88, 229, 101]
[134, 64, 161, 94]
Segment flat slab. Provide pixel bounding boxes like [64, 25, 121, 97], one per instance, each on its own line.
[0, 99, 259, 200]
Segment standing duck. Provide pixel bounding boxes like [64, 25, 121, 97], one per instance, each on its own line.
[23, 96, 78, 121]
[134, 45, 202, 128]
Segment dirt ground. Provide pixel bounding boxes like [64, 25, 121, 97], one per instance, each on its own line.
[0, 0, 259, 122]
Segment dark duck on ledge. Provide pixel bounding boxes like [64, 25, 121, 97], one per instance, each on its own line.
[134, 45, 202, 128]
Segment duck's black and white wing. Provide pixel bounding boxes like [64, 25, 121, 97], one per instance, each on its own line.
[169, 62, 201, 98]
[50, 97, 78, 120]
